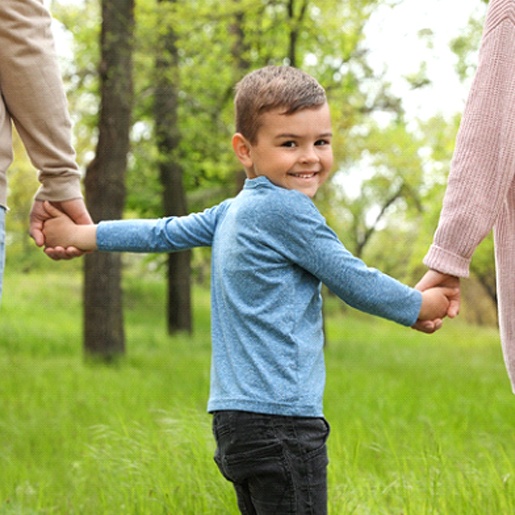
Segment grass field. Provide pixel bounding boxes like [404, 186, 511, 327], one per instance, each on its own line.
[1, 268, 514, 514]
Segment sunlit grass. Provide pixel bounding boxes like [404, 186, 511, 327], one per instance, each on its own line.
[1, 270, 514, 513]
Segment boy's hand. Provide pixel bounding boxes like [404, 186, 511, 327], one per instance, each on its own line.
[42, 201, 98, 253]
[419, 287, 452, 319]
[42, 201, 78, 250]
[412, 286, 458, 334]
[416, 270, 460, 318]
[30, 198, 93, 260]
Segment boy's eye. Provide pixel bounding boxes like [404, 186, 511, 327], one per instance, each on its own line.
[281, 140, 297, 148]
[315, 139, 330, 146]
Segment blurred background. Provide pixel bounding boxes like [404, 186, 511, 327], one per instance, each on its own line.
[6, 0, 495, 347]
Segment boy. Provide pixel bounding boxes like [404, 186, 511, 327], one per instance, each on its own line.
[43, 66, 453, 514]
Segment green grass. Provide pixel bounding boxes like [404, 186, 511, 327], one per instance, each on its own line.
[1, 269, 515, 513]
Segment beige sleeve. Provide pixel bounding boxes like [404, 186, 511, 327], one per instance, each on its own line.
[0, 0, 83, 203]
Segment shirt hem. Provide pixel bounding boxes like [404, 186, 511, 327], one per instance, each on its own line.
[207, 399, 323, 418]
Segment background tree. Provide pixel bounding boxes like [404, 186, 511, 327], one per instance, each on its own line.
[83, 0, 135, 358]
[153, 0, 192, 334]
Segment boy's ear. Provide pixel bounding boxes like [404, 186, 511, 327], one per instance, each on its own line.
[232, 133, 253, 167]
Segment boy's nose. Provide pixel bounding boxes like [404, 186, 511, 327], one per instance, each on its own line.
[300, 146, 319, 163]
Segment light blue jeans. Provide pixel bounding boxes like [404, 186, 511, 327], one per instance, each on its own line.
[0, 207, 5, 301]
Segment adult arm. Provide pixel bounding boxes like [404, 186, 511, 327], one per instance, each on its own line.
[424, 0, 515, 277]
[0, 0, 91, 256]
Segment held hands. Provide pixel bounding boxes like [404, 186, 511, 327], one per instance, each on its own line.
[416, 270, 460, 318]
[41, 201, 78, 250]
[412, 271, 461, 334]
[30, 198, 93, 260]
[40, 201, 97, 254]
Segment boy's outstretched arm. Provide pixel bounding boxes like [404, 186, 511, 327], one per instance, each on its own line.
[42, 201, 98, 253]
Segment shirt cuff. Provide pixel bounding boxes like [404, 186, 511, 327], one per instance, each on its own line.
[423, 244, 470, 278]
[34, 176, 83, 202]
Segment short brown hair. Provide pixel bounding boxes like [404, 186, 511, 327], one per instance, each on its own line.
[234, 65, 327, 143]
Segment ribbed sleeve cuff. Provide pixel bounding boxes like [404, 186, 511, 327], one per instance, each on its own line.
[34, 176, 83, 202]
[423, 245, 470, 278]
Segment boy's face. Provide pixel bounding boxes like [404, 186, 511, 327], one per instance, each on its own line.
[233, 103, 333, 198]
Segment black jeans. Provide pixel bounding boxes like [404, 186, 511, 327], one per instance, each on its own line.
[212, 411, 330, 514]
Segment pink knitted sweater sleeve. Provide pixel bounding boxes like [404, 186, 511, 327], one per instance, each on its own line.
[424, 0, 515, 277]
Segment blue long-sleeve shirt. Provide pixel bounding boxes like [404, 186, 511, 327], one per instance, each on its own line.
[97, 177, 422, 417]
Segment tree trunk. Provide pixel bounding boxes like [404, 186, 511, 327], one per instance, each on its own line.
[83, 0, 134, 358]
[155, 0, 192, 334]
[230, 0, 251, 193]
[286, 0, 309, 67]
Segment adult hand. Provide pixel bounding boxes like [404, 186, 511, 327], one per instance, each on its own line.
[29, 198, 93, 260]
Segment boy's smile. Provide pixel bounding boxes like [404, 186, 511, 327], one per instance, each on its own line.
[232, 103, 333, 198]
